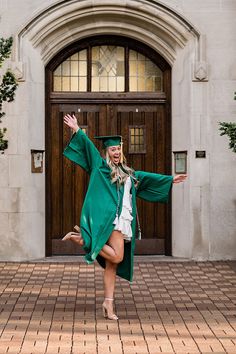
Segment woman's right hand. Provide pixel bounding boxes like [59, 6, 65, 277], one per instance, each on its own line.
[64, 114, 79, 133]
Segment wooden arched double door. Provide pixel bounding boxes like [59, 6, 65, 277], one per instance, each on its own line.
[46, 36, 172, 256]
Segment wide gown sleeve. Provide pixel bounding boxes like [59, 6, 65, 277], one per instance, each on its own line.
[135, 171, 173, 203]
[63, 129, 102, 173]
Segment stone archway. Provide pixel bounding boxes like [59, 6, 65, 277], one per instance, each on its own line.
[16, 0, 201, 67]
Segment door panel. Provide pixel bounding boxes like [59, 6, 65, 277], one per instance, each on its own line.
[117, 104, 168, 253]
[47, 103, 171, 255]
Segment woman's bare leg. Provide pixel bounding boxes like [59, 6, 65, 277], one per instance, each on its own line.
[99, 245, 119, 263]
[102, 259, 118, 319]
[69, 234, 83, 245]
[62, 226, 82, 245]
[103, 231, 124, 285]
[99, 230, 124, 263]
[67, 229, 124, 263]
[102, 231, 124, 320]
[67, 229, 124, 319]
[104, 260, 117, 299]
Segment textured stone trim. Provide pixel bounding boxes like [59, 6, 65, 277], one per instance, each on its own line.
[15, 0, 201, 66]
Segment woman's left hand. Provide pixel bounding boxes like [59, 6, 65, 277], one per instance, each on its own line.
[173, 174, 187, 183]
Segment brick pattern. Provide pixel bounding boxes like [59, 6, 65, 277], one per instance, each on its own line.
[0, 261, 236, 353]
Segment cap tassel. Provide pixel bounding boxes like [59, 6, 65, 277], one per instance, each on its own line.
[120, 139, 124, 164]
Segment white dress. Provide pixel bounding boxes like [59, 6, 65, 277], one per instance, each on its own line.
[113, 176, 133, 241]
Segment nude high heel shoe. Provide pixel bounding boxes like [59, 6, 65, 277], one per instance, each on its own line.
[74, 225, 81, 233]
[102, 298, 118, 320]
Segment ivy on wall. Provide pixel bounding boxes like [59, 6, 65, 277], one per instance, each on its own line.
[0, 37, 13, 64]
[219, 92, 236, 154]
[0, 37, 18, 152]
[219, 121, 236, 153]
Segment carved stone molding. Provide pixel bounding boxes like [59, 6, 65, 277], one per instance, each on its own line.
[192, 35, 208, 82]
[193, 61, 208, 82]
[8, 61, 25, 82]
[16, 0, 201, 66]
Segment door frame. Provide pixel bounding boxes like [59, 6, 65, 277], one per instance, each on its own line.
[45, 35, 172, 256]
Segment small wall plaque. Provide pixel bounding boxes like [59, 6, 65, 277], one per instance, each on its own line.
[195, 151, 206, 158]
[173, 151, 187, 174]
[31, 150, 44, 173]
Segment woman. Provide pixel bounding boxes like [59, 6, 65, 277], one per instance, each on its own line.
[62, 113, 187, 320]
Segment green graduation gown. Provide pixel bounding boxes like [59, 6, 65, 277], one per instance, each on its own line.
[63, 129, 173, 282]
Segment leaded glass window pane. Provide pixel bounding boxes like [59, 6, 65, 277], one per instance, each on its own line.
[129, 126, 146, 153]
[53, 49, 87, 92]
[91, 46, 125, 92]
[129, 50, 163, 92]
[52, 46, 163, 93]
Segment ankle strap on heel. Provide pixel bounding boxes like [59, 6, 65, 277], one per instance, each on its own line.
[104, 298, 114, 301]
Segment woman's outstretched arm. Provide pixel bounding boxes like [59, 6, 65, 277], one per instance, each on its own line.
[135, 171, 187, 203]
[63, 114, 102, 173]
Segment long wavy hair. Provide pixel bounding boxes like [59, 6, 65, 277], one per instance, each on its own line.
[105, 150, 137, 186]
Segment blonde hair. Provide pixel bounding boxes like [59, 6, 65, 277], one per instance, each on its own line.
[105, 150, 137, 186]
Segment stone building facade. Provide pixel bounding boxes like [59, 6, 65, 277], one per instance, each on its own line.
[0, 0, 235, 261]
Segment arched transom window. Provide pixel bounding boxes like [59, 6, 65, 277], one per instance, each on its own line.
[53, 46, 163, 92]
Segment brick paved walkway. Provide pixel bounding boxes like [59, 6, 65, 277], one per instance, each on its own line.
[0, 259, 236, 354]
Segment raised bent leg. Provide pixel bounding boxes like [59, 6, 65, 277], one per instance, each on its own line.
[63, 228, 124, 264]
[70, 234, 83, 245]
[99, 230, 124, 264]
[62, 232, 84, 246]
[62, 226, 83, 245]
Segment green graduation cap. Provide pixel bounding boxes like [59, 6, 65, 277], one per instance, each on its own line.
[94, 135, 124, 163]
[94, 135, 122, 148]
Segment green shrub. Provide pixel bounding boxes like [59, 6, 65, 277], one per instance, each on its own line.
[219, 122, 236, 153]
[0, 37, 18, 152]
